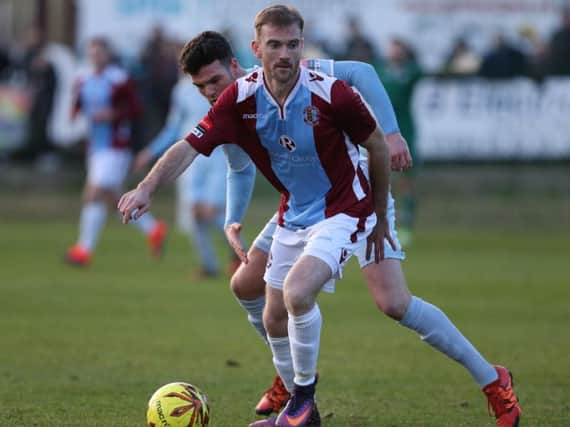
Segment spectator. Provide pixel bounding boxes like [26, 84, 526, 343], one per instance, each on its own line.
[518, 25, 548, 79]
[0, 44, 10, 78]
[139, 26, 179, 140]
[11, 26, 57, 164]
[442, 38, 481, 77]
[546, 7, 570, 75]
[342, 16, 380, 66]
[479, 33, 528, 79]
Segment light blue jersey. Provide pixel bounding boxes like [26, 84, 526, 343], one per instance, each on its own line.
[187, 66, 377, 230]
[224, 60, 400, 226]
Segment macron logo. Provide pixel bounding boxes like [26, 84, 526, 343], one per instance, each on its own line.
[242, 113, 263, 119]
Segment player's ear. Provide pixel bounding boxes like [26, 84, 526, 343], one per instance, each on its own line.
[229, 58, 240, 78]
[251, 39, 262, 59]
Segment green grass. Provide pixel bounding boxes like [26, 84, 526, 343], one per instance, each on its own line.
[0, 200, 569, 426]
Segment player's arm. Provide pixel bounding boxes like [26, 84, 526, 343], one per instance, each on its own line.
[333, 60, 412, 171]
[360, 128, 396, 262]
[333, 79, 396, 262]
[119, 81, 239, 224]
[223, 145, 256, 263]
[118, 140, 199, 223]
[133, 93, 185, 173]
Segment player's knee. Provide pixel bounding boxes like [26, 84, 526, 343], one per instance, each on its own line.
[83, 187, 105, 203]
[230, 268, 264, 300]
[283, 287, 312, 316]
[262, 307, 287, 336]
[376, 295, 410, 321]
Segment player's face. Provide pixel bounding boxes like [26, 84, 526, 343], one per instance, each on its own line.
[252, 23, 303, 85]
[88, 42, 110, 71]
[190, 59, 239, 105]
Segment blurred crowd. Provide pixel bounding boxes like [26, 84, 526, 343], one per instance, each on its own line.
[0, 8, 569, 166]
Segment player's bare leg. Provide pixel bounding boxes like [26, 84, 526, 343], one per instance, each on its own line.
[362, 259, 521, 425]
[231, 246, 268, 300]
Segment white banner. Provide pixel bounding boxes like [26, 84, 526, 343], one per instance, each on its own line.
[414, 78, 570, 160]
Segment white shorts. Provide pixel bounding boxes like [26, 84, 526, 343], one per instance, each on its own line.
[263, 213, 376, 293]
[254, 193, 405, 267]
[87, 148, 132, 190]
[354, 192, 405, 267]
[252, 212, 279, 253]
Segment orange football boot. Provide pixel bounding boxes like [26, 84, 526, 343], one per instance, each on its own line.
[483, 365, 521, 427]
[64, 244, 91, 266]
[255, 375, 291, 416]
[148, 221, 168, 259]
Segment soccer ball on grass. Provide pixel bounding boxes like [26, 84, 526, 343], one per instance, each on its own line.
[146, 382, 210, 427]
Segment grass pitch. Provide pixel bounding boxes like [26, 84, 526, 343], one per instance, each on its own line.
[0, 185, 569, 426]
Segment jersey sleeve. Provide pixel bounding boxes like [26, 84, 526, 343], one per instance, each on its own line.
[331, 79, 377, 145]
[112, 78, 143, 121]
[333, 61, 400, 135]
[185, 82, 240, 156]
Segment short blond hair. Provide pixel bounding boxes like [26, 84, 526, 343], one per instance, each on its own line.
[254, 4, 304, 38]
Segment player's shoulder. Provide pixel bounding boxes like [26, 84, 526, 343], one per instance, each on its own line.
[236, 67, 263, 103]
[301, 58, 335, 76]
[300, 65, 338, 104]
[102, 64, 129, 85]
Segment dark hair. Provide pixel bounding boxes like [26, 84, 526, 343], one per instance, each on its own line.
[254, 4, 304, 38]
[179, 31, 234, 75]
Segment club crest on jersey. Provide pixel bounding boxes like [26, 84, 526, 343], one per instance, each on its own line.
[303, 105, 320, 127]
[279, 135, 296, 152]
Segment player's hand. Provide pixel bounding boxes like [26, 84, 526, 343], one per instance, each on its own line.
[133, 149, 154, 174]
[117, 187, 151, 224]
[225, 223, 248, 264]
[365, 215, 397, 263]
[386, 133, 413, 172]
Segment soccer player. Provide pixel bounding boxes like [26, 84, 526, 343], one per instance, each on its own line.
[119, 6, 393, 426]
[133, 75, 238, 277]
[122, 10, 521, 427]
[65, 37, 167, 266]
[181, 29, 520, 427]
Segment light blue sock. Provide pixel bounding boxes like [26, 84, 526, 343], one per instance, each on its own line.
[400, 296, 498, 387]
[78, 201, 107, 251]
[268, 335, 294, 393]
[188, 216, 219, 274]
[130, 211, 156, 234]
[237, 296, 267, 343]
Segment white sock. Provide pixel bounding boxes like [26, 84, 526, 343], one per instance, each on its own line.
[78, 202, 107, 251]
[400, 296, 498, 387]
[267, 335, 295, 393]
[130, 212, 157, 234]
[288, 304, 321, 387]
[237, 296, 267, 343]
